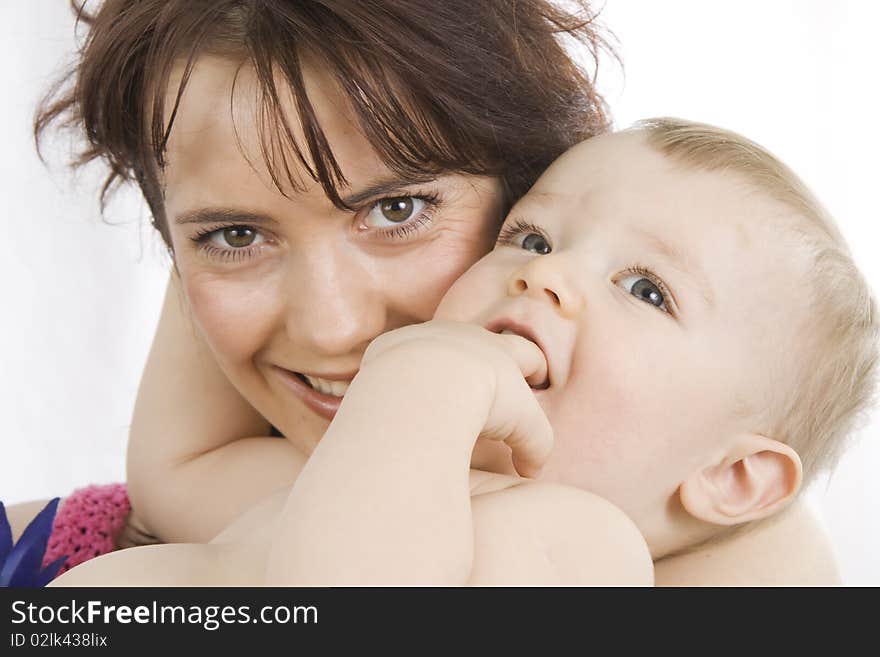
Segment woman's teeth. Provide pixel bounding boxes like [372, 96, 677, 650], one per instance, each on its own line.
[302, 375, 350, 397]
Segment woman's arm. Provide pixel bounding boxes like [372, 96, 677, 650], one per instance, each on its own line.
[3, 494, 157, 568]
[127, 272, 306, 544]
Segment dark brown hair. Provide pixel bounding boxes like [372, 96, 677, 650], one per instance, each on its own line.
[35, 0, 615, 246]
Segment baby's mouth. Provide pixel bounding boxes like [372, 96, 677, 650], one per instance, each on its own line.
[491, 325, 551, 390]
[295, 373, 351, 397]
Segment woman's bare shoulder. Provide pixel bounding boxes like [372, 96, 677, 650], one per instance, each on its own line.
[3, 499, 59, 543]
[653, 500, 840, 586]
[48, 542, 265, 587]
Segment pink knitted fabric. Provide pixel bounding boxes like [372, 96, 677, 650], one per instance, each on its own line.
[41, 483, 130, 576]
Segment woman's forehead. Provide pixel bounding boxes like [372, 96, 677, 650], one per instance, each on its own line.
[159, 57, 485, 224]
[161, 55, 388, 197]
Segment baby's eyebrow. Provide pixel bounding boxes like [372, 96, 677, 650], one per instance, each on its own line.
[634, 228, 715, 309]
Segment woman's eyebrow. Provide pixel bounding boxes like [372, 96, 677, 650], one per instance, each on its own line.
[339, 173, 438, 207]
[174, 174, 439, 225]
[174, 207, 276, 226]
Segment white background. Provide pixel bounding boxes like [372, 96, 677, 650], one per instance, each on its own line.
[1, 2, 877, 583]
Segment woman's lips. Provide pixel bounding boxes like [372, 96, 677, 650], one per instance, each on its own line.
[274, 367, 347, 420]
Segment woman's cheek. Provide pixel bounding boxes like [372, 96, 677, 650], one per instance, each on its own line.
[182, 270, 280, 370]
[389, 225, 497, 321]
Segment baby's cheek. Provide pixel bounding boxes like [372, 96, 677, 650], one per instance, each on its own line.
[433, 259, 500, 322]
[397, 256, 477, 322]
[550, 342, 684, 471]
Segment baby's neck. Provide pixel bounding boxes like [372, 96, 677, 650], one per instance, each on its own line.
[652, 500, 840, 585]
[636, 494, 714, 560]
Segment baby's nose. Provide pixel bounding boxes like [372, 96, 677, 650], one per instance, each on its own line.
[507, 256, 584, 317]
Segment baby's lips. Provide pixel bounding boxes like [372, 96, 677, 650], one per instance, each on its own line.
[501, 329, 550, 390]
[486, 319, 550, 390]
[525, 347, 550, 390]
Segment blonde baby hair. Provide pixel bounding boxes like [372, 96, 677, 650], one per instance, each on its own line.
[631, 117, 878, 493]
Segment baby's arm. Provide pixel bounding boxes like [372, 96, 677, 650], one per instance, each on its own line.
[266, 340, 486, 585]
[127, 273, 306, 544]
[266, 321, 652, 585]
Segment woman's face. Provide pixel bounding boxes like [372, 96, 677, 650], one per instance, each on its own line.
[162, 56, 504, 453]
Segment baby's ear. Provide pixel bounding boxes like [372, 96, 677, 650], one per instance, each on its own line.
[678, 435, 802, 526]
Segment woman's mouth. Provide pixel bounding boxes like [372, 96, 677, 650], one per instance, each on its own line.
[274, 368, 354, 420]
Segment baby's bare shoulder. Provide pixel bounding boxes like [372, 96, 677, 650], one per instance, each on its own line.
[468, 481, 654, 586]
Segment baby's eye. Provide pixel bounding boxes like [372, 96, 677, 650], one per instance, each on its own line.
[521, 233, 552, 255]
[496, 219, 552, 254]
[617, 273, 670, 313]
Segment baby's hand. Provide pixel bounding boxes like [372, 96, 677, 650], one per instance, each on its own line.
[360, 320, 552, 477]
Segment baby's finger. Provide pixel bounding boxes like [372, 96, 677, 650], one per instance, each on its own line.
[504, 396, 554, 478]
[496, 332, 549, 388]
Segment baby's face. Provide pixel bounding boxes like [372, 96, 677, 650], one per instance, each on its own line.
[435, 131, 810, 529]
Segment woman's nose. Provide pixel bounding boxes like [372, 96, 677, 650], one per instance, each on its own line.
[282, 251, 387, 357]
[507, 255, 584, 317]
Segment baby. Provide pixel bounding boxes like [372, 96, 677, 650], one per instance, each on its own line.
[51, 118, 878, 585]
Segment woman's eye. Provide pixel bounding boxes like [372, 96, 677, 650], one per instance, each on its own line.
[201, 226, 266, 251]
[522, 233, 552, 255]
[364, 196, 426, 228]
[617, 274, 670, 313]
[211, 226, 261, 248]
